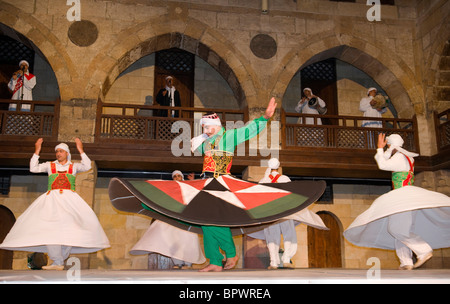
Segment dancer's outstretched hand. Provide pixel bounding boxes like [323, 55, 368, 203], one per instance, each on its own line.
[75, 138, 84, 154]
[264, 97, 277, 119]
[34, 138, 43, 155]
[377, 133, 387, 149]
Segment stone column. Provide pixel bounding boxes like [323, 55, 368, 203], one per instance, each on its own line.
[74, 160, 98, 269]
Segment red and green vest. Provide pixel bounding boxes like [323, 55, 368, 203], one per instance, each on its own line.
[198, 116, 268, 177]
[391, 153, 415, 189]
[47, 162, 76, 193]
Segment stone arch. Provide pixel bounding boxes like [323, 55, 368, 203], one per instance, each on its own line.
[89, 13, 261, 110]
[423, 19, 450, 114]
[0, 3, 76, 101]
[271, 34, 422, 119]
[101, 32, 247, 109]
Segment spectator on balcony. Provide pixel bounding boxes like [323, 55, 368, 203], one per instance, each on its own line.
[359, 87, 387, 128]
[294, 88, 327, 125]
[155, 76, 181, 118]
[129, 170, 206, 269]
[8, 60, 36, 112]
[360, 87, 388, 148]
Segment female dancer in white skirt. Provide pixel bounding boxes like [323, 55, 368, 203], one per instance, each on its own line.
[0, 138, 110, 270]
[344, 133, 450, 270]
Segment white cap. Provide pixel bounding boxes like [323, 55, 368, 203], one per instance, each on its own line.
[172, 170, 184, 180]
[268, 158, 280, 169]
[367, 87, 377, 95]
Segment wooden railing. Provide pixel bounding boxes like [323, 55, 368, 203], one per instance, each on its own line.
[0, 99, 59, 140]
[281, 109, 419, 153]
[0, 97, 423, 156]
[435, 108, 450, 152]
[95, 102, 248, 144]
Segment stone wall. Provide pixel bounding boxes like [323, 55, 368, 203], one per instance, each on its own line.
[1, 0, 447, 152]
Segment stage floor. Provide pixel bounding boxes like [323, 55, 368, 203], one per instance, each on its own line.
[1, 268, 450, 284]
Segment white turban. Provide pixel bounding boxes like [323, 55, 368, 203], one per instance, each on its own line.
[172, 170, 184, 180]
[55, 143, 71, 162]
[191, 113, 222, 152]
[386, 134, 419, 158]
[303, 88, 313, 94]
[200, 113, 222, 126]
[268, 158, 280, 169]
[264, 158, 280, 177]
[19, 60, 29, 67]
[367, 87, 377, 96]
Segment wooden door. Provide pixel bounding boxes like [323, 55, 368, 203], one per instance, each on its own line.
[243, 235, 270, 269]
[0, 205, 15, 269]
[307, 211, 342, 268]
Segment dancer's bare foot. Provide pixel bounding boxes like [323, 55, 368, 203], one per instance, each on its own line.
[199, 264, 223, 272]
[224, 255, 239, 270]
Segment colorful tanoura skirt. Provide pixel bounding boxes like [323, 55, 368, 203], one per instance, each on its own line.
[109, 175, 326, 235]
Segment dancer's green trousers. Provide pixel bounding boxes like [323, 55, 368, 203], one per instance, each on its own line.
[202, 226, 236, 267]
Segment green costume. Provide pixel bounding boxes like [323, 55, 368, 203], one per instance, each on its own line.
[195, 115, 268, 267]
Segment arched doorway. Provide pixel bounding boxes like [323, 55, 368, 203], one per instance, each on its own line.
[0, 23, 60, 103]
[102, 33, 246, 110]
[0, 205, 15, 269]
[280, 44, 415, 120]
[307, 211, 342, 268]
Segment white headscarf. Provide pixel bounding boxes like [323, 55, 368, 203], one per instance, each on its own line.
[303, 88, 313, 95]
[165, 76, 176, 107]
[55, 143, 71, 162]
[386, 134, 419, 158]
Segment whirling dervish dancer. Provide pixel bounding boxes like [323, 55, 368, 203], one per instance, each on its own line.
[344, 133, 450, 270]
[109, 98, 326, 272]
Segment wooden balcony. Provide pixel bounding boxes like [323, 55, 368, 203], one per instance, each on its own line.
[95, 102, 248, 145]
[435, 108, 450, 152]
[0, 100, 448, 180]
[279, 110, 421, 178]
[0, 99, 59, 141]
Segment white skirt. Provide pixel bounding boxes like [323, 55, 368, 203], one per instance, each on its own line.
[130, 220, 206, 264]
[0, 189, 110, 253]
[247, 208, 328, 240]
[344, 186, 450, 250]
